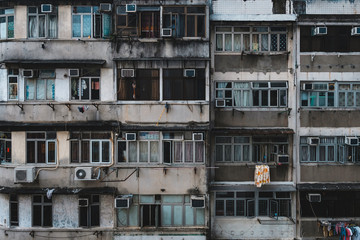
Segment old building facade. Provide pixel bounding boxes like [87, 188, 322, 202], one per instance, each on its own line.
[0, 0, 359, 239]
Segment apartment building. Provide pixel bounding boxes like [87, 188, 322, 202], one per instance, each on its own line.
[0, 1, 210, 239]
[294, 0, 360, 238]
[209, 0, 298, 239]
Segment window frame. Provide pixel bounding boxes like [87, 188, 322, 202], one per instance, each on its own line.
[0, 8, 14, 39]
[163, 136, 205, 164]
[26, 132, 57, 164]
[215, 26, 287, 52]
[71, 77, 100, 101]
[32, 195, 52, 227]
[215, 81, 288, 108]
[9, 194, 18, 227]
[0, 132, 11, 163]
[28, 6, 57, 39]
[79, 194, 100, 227]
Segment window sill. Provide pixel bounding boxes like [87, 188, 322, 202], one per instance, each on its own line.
[215, 107, 289, 111]
[257, 217, 295, 225]
[215, 51, 289, 56]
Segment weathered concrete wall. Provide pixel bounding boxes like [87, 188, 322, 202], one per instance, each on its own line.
[300, 110, 360, 127]
[215, 165, 291, 182]
[300, 55, 360, 72]
[215, 55, 289, 73]
[14, 6, 26, 39]
[12, 132, 26, 165]
[305, 0, 360, 15]
[0, 104, 209, 124]
[301, 165, 360, 182]
[58, 6, 72, 39]
[214, 110, 289, 127]
[100, 68, 114, 102]
[55, 69, 70, 102]
[18, 195, 31, 227]
[212, 218, 295, 239]
[0, 194, 9, 227]
[300, 219, 327, 238]
[212, 0, 290, 15]
[100, 195, 114, 228]
[0, 69, 7, 101]
[53, 195, 78, 228]
[114, 236, 206, 240]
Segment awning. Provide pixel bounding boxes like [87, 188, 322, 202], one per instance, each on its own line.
[3, 59, 106, 68]
[0, 187, 116, 195]
[212, 128, 294, 135]
[211, 14, 297, 22]
[298, 183, 360, 191]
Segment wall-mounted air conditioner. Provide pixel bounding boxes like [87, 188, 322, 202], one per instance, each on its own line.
[125, 133, 136, 141]
[301, 83, 313, 90]
[41, 4, 53, 13]
[191, 196, 205, 208]
[126, 4, 136, 12]
[14, 166, 36, 183]
[121, 69, 135, 78]
[307, 137, 320, 146]
[69, 69, 80, 77]
[192, 133, 204, 141]
[351, 27, 360, 36]
[78, 198, 89, 207]
[184, 69, 196, 78]
[74, 167, 97, 181]
[115, 196, 133, 208]
[312, 27, 327, 36]
[215, 99, 225, 107]
[23, 69, 34, 78]
[100, 3, 112, 12]
[277, 154, 289, 164]
[308, 193, 321, 203]
[345, 137, 359, 146]
[161, 28, 172, 37]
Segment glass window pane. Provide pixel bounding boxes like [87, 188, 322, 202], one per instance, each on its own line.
[161, 205, 172, 226]
[252, 34, 259, 51]
[117, 209, 127, 226]
[236, 200, 245, 216]
[196, 15, 205, 37]
[339, 92, 345, 107]
[216, 34, 223, 51]
[216, 145, 223, 161]
[328, 146, 335, 162]
[215, 200, 224, 216]
[261, 34, 268, 51]
[82, 15, 91, 37]
[0, 17, 5, 39]
[81, 141, 90, 163]
[174, 142, 183, 163]
[187, 15, 195, 37]
[29, 16, 37, 38]
[117, 141, 126, 162]
[243, 34, 250, 51]
[48, 15, 57, 38]
[185, 142, 193, 162]
[72, 15, 81, 37]
[195, 142, 204, 163]
[129, 141, 137, 162]
[173, 206, 183, 225]
[47, 142, 56, 163]
[279, 34, 286, 51]
[196, 208, 205, 225]
[150, 141, 159, 162]
[8, 16, 14, 38]
[139, 141, 148, 162]
[261, 90, 268, 106]
[81, 78, 89, 100]
[185, 205, 194, 226]
[319, 92, 326, 106]
[225, 34, 232, 51]
[225, 145, 231, 161]
[234, 34, 241, 51]
[270, 90, 278, 106]
[38, 15, 45, 38]
[26, 79, 36, 100]
[36, 80, 46, 100]
[102, 141, 110, 162]
[92, 141, 100, 162]
[226, 200, 234, 216]
[271, 34, 278, 51]
[234, 145, 242, 161]
[91, 78, 100, 100]
[348, 92, 354, 106]
[129, 205, 138, 226]
[46, 79, 55, 100]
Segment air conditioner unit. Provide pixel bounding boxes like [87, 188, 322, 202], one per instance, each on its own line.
[23, 69, 34, 78]
[277, 154, 289, 164]
[100, 3, 112, 12]
[345, 137, 359, 146]
[191, 196, 205, 208]
[308, 193, 321, 203]
[14, 166, 36, 183]
[126, 4, 137, 12]
[328, 83, 335, 91]
[312, 27, 327, 36]
[121, 69, 135, 78]
[74, 167, 97, 181]
[351, 27, 360, 36]
[78, 198, 89, 207]
[184, 69, 196, 78]
[307, 137, 320, 146]
[215, 99, 225, 107]
[301, 83, 313, 90]
[69, 69, 80, 77]
[115, 196, 133, 208]
[161, 28, 172, 37]
[41, 4, 53, 13]
[126, 133, 136, 141]
[192, 133, 204, 141]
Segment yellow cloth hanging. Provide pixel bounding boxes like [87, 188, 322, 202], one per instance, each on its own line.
[255, 165, 270, 187]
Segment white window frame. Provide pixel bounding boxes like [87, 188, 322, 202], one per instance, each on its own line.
[26, 132, 57, 164]
[8, 75, 18, 100]
[0, 8, 14, 39]
[90, 140, 111, 163]
[28, 6, 57, 39]
[26, 78, 55, 101]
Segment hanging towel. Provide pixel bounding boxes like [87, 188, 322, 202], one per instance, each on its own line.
[255, 165, 270, 187]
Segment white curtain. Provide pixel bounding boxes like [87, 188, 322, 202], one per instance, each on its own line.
[49, 15, 57, 38]
[29, 16, 37, 38]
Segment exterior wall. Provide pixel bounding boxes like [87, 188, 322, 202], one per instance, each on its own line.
[304, 0, 360, 15]
[14, 6, 26, 39]
[212, 0, 291, 15]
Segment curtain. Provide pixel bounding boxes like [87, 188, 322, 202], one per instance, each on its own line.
[49, 15, 57, 38]
[38, 15, 45, 37]
[150, 141, 159, 162]
[174, 142, 182, 163]
[0, 17, 5, 39]
[225, 34, 232, 51]
[185, 142, 193, 163]
[151, 70, 159, 100]
[261, 34, 268, 51]
[243, 34, 250, 51]
[195, 142, 204, 163]
[216, 34, 223, 51]
[233, 90, 241, 107]
[234, 34, 241, 51]
[252, 34, 259, 51]
[29, 16, 37, 38]
[26, 79, 36, 100]
[139, 141, 148, 162]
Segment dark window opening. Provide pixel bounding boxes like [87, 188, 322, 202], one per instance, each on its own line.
[10, 194, 18, 226]
[79, 194, 100, 227]
[142, 204, 160, 227]
[32, 195, 52, 227]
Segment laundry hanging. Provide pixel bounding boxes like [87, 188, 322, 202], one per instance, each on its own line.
[255, 165, 270, 187]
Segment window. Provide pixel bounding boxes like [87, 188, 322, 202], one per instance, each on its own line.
[0, 8, 14, 39]
[215, 81, 287, 107]
[116, 6, 160, 38]
[0, 132, 11, 163]
[32, 195, 52, 227]
[25, 70, 55, 101]
[8, 69, 19, 100]
[79, 195, 100, 227]
[72, 6, 111, 38]
[163, 6, 205, 38]
[300, 26, 360, 52]
[10, 194, 18, 227]
[163, 69, 205, 100]
[27, 132, 56, 164]
[216, 26, 287, 52]
[28, 6, 57, 38]
[215, 191, 291, 218]
[117, 195, 205, 227]
[163, 132, 205, 164]
[300, 136, 360, 163]
[216, 136, 288, 163]
[117, 69, 159, 100]
[301, 82, 360, 108]
[117, 132, 160, 163]
[71, 68, 100, 101]
[70, 132, 111, 163]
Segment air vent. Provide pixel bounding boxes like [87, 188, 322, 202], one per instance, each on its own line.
[41, 4, 53, 13]
[308, 193, 321, 203]
[192, 133, 204, 141]
[100, 3, 112, 12]
[78, 198, 89, 207]
[345, 137, 359, 146]
[184, 69, 196, 78]
[161, 28, 172, 37]
[23, 69, 34, 78]
[115, 197, 133, 208]
[312, 27, 327, 36]
[121, 69, 135, 78]
[14, 166, 36, 183]
[307, 137, 320, 146]
[126, 4, 136, 12]
[277, 155, 289, 164]
[126, 133, 136, 141]
[191, 196, 205, 208]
